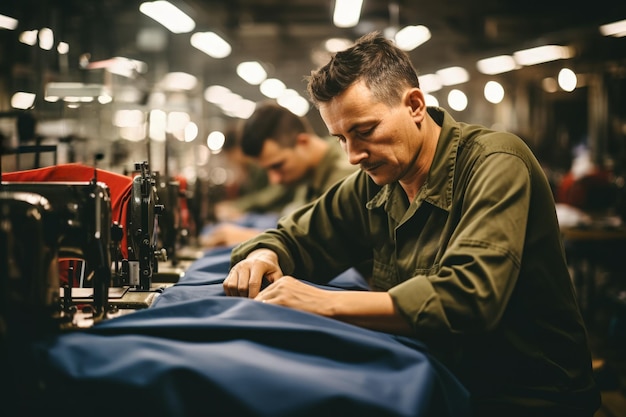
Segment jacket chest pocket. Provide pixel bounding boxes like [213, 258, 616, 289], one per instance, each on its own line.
[370, 258, 399, 291]
[369, 221, 445, 290]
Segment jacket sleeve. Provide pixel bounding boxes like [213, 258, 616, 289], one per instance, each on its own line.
[230, 171, 373, 282]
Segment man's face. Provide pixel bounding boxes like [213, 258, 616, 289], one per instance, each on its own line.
[318, 81, 423, 186]
[256, 139, 310, 186]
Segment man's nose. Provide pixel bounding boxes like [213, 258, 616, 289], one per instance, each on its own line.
[267, 170, 282, 184]
[346, 142, 367, 165]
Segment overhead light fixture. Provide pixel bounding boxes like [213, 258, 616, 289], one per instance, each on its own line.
[333, 0, 363, 28]
[476, 55, 518, 75]
[324, 38, 353, 52]
[236, 61, 267, 85]
[599, 19, 626, 37]
[139, 1, 195, 34]
[11, 92, 36, 109]
[38, 27, 54, 50]
[190, 32, 231, 58]
[260, 78, 286, 99]
[394, 25, 431, 51]
[19, 29, 38, 46]
[484, 81, 505, 104]
[277, 90, 310, 117]
[418, 73, 442, 93]
[204, 85, 233, 104]
[158, 72, 198, 91]
[558, 67, 577, 92]
[0, 14, 18, 30]
[513, 45, 573, 66]
[57, 42, 69, 54]
[45, 82, 106, 101]
[436, 66, 470, 86]
[447, 89, 468, 112]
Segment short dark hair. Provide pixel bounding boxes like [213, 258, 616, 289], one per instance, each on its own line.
[221, 124, 242, 152]
[240, 101, 312, 157]
[306, 31, 420, 107]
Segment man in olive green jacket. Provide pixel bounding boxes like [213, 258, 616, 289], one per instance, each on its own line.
[225, 32, 600, 416]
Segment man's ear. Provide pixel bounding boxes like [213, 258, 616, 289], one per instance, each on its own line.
[405, 88, 426, 122]
[295, 132, 310, 146]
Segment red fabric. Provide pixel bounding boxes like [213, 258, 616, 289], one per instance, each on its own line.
[2, 163, 133, 261]
[556, 169, 613, 212]
[174, 174, 190, 230]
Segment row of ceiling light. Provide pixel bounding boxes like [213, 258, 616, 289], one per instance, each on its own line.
[3, 2, 626, 118]
[136, 0, 434, 119]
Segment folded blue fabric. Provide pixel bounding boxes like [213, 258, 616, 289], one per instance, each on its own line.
[29, 293, 469, 417]
[15, 215, 469, 416]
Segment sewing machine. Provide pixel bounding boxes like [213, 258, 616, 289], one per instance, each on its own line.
[0, 190, 62, 341]
[0, 176, 113, 320]
[116, 161, 171, 290]
[151, 172, 202, 282]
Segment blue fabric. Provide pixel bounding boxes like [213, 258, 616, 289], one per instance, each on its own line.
[31, 289, 469, 417]
[22, 214, 469, 416]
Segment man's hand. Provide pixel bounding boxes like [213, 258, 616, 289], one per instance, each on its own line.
[224, 249, 283, 298]
[255, 277, 414, 335]
[255, 276, 333, 315]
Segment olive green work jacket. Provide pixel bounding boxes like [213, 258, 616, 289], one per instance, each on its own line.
[231, 107, 600, 416]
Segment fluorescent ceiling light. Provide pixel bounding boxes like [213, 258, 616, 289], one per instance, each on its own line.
[45, 82, 105, 99]
[277, 90, 310, 117]
[513, 45, 573, 66]
[333, 0, 363, 28]
[0, 14, 18, 30]
[418, 73, 442, 93]
[484, 81, 505, 104]
[57, 42, 69, 54]
[236, 61, 267, 85]
[19, 30, 38, 46]
[260, 78, 286, 98]
[38, 27, 54, 50]
[324, 38, 352, 52]
[204, 85, 232, 104]
[476, 55, 518, 75]
[191, 32, 231, 58]
[158, 72, 198, 91]
[11, 92, 36, 109]
[394, 25, 431, 51]
[599, 19, 626, 37]
[558, 67, 577, 92]
[436, 66, 470, 86]
[139, 1, 195, 34]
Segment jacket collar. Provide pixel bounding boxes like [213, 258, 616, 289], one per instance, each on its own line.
[366, 107, 460, 214]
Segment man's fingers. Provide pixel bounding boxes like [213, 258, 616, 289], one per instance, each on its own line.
[224, 261, 268, 298]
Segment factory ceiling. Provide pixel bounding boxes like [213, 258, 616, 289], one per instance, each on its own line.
[1, 0, 626, 122]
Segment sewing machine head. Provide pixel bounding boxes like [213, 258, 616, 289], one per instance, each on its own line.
[0, 190, 62, 342]
[123, 161, 164, 290]
[0, 180, 113, 317]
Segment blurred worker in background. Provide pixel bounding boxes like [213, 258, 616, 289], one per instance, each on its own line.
[201, 101, 357, 247]
[225, 32, 600, 416]
[214, 124, 291, 220]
